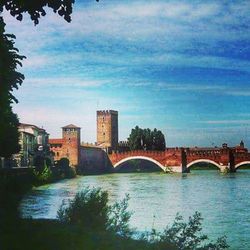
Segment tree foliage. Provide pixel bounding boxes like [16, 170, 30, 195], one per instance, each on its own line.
[0, 17, 24, 157]
[128, 126, 166, 151]
[143, 212, 229, 250]
[0, 0, 79, 157]
[0, 17, 25, 105]
[56, 157, 76, 178]
[0, 107, 20, 157]
[108, 194, 133, 238]
[57, 187, 229, 249]
[57, 187, 110, 231]
[57, 187, 132, 237]
[0, 0, 75, 25]
[33, 163, 53, 184]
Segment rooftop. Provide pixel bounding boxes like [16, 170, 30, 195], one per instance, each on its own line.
[49, 138, 63, 145]
[62, 124, 81, 129]
[19, 123, 47, 132]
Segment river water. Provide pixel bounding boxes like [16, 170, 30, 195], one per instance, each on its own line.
[20, 170, 250, 249]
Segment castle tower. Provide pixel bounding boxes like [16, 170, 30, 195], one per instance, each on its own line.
[97, 110, 118, 150]
[62, 124, 81, 166]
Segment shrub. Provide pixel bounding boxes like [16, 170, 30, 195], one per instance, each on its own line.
[57, 187, 109, 231]
[143, 212, 229, 250]
[107, 194, 133, 238]
[33, 164, 53, 185]
[65, 166, 76, 179]
[57, 187, 229, 249]
[57, 187, 133, 237]
[56, 158, 76, 179]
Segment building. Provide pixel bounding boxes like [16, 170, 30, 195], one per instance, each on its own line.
[15, 123, 50, 167]
[49, 111, 119, 172]
[49, 123, 112, 173]
[49, 124, 81, 167]
[96, 110, 118, 151]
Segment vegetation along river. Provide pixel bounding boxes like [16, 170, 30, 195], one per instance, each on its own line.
[20, 169, 250, 249]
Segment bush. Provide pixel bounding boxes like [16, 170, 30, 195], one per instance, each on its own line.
[65, 166, 76, 179]
[57, 187, 229, 249]
[0, 171, 32, 223]
[142, 212, 229, 250]
[56, 158, 76, 179]
[57, 187, 132, 237]
[57, 187, 109, 231]
[107, 194, 133, 238]
[33, 164, 53, 185]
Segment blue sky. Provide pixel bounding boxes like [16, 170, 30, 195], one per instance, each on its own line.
[3, 0, 250, 147]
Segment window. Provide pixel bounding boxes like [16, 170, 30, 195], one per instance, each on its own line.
[37, 135, 42, 145]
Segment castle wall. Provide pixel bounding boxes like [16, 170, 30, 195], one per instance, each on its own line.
[50, 144, 63, 162]
[79, 146, 113, 174]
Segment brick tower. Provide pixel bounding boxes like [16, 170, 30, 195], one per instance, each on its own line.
[62, 124, 81, 166]
[97, 110, 118, 150]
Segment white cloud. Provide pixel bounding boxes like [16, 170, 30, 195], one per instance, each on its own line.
[23, 77, 108, 87]
[156, 83, 226, 92]
[3, 0, 250, 75]
[199, 120, 250, 125]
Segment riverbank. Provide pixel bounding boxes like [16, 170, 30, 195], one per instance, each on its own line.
[2, 182, 229, 250]
[1, 218, 177, 250]
[21, 171, 250, 249]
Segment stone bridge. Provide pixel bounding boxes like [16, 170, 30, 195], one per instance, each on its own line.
[109, 145, 250, 172]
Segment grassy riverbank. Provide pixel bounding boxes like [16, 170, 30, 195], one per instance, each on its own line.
[0, 174, 229, 250]
[1, 219, 177, 250]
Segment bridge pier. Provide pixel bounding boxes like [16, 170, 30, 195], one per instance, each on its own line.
[165, 166, 182, 173]
[220, 164, 236, 173]
[219, 165, 230, 173]
[165, 165, 189, 173]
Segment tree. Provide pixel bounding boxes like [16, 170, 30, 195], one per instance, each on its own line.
[0, 0, 77, 158]
[0, 106, 20, 158]
[127, 126, 166, 151]
[57, 157, 70, 172]
[0, 17, 24, 158]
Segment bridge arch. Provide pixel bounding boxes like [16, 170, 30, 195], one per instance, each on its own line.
[113, 156, 165, 172]
[187, 159, 222, 170]
[235, 161, 250, 169]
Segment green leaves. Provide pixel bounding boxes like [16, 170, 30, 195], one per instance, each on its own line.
[0, 0, 75, 25]
[0, 17, 24, 157]
[108, 194, 133, 238]
[144, 211, 229, 250]
[128, 126, 166, 151]
[57, 187, 133, 237]
[57, 187, 109, 231]
[57, 188, 229, 249]
[0, 17, 25, 106]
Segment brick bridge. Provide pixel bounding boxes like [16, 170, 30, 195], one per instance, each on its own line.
[109, 144, 250, 172]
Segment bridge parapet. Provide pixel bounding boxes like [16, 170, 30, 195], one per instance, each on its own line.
[234, 152, 250, 167]
[108, 146, 250, 173]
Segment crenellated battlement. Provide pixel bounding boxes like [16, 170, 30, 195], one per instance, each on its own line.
[97, 110, 118, 116]
[108, 143, 250, 173]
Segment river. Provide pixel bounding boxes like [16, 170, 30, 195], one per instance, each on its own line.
[20, 170, 250, 249]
